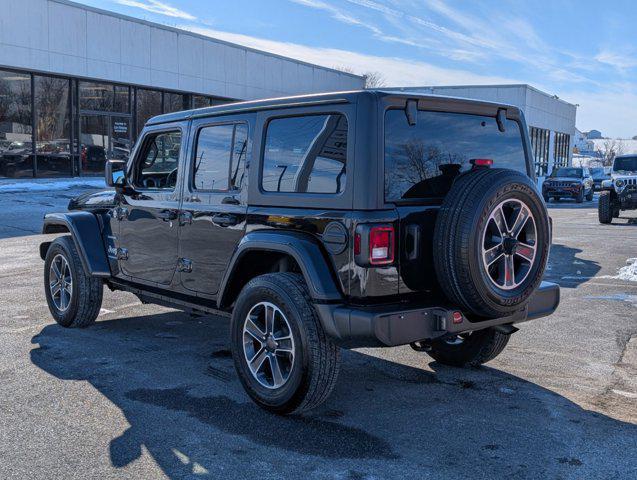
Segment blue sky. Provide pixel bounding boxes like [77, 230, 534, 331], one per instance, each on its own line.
[78, 0, 637, 138]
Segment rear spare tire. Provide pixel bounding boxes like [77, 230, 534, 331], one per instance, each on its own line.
[433, 168, 550, 318]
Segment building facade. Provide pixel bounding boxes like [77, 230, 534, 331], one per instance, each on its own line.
[0, 0, 364, 179]
[391, 85, 577, 180]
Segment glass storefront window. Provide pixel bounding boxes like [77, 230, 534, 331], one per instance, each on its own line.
[192, 95, 211, 109]
[0, 70, 33, 178]
[136, 89, 162, 135]
[164, 92, 186, 113]
[34, 75, 71, 177]
[80, 81, 130, 113]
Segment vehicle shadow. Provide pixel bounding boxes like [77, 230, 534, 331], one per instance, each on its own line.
[30, 313, 636, 479]
[545, 243, 601, 288]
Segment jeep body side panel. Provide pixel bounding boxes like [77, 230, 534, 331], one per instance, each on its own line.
[218, 229, 343, 307]
[41, 211, 111, 277]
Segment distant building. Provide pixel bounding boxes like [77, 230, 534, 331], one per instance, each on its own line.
[586, 129, 603, 139]
[574, 128, 595, 155]
[387, 84, 577, 180]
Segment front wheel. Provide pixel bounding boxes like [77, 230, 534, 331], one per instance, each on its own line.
[44, 236, 103, 327]
[586, 189, 594, 201]
[427, 327, 511, 367]
[576, 189, 584, 203]
[230, 273, 341, 414]
[598, 191, 613, 224]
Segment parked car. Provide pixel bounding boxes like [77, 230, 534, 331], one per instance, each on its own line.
[598, 155, 637, 223]
[542, 167, 594, 203]
[590, 167, 610, 191]
[40, 91, 559, 414]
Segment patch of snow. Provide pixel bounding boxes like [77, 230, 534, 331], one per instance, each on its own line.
[0, 178, 106, 193]
[601, 258, 637, 282]
[585, 293, 637, 307]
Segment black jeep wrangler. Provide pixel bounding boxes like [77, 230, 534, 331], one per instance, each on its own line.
[40, 91, 559, 414]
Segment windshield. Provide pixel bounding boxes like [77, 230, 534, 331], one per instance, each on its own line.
[590, 168, 605, 176]
[384, 109, 527, 202]
[614, 156, 637, 173]
[551, 167, 582, 178]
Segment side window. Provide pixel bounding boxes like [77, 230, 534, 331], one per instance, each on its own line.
[135, 130, 181, 189]
[262, 114, 347, 194]
[193, 123, 247, 191]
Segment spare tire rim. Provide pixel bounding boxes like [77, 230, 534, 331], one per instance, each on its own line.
[481, 199, 537, 291]
[242, 301, 295, 390]
[49, 254, 73, 311]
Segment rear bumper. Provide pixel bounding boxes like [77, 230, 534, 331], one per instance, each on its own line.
[316, 281, 560, 348]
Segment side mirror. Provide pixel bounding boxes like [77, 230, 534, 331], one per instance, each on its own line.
[105, 159, 126, 188]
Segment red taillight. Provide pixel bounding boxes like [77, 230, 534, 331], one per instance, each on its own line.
[369, 226, 394, 265]
[452, 311, 463, 324]
[470, 158, 493, 167]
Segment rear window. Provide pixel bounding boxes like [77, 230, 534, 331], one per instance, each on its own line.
[384, 109, 527, 202]
[262, 114, 348, 194]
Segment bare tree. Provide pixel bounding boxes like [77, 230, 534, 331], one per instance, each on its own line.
[362, 71, 386, 88]
[595, 139, 625, 166]
[332, 66, 386, 88]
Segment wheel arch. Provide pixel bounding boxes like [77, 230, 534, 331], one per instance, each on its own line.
[218, 231, 343, 309]
[41, 212, 111, 278]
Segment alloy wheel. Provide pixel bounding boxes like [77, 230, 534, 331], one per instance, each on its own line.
[481, 199, 538, 290]
[242, 302, 295, 389]
[49, 254, 73, 311]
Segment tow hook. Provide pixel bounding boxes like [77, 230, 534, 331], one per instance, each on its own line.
[493, 324, 519, 335]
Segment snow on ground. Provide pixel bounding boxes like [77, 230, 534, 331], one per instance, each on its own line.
[601, 258, 637, 282]
[0, 178, 105, 193]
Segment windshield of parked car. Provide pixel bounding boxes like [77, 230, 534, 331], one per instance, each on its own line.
[613, 156, 637, 173]
[384, 109, 527, 202]
[551, 168, 582, 178]
[590, 168, 606, 177]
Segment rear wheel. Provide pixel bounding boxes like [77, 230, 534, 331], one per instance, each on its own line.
[44, 236, 103, 328]
[598, 191, 613, 224]
[433, 169, 550, 318]
[427, 327, 511, 367]
[230, 273, 341, 414]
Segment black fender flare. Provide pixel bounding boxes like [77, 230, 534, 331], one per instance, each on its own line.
[41, 212, 111, 278]
[218, 230, 343, 308]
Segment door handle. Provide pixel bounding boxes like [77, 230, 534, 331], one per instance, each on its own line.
[157, 209, 178, 222]
[211, 213, 238, 227]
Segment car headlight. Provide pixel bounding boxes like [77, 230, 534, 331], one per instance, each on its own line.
[616, 179, 625, 188]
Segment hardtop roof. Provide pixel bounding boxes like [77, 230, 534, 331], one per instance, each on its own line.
[146, 89, 521, 126]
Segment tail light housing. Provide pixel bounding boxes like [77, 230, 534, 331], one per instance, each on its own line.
[354, 224, 395, 266]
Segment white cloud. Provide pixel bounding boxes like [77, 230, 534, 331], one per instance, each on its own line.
[182, 25, 519, 86]
[594, 50, 637, 71]
[116, 0, 196, 20]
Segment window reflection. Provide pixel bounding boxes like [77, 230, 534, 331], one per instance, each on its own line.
[136, 89, 162, 135]
[0, 70, 33, 178]
[35, 75, 71, 177]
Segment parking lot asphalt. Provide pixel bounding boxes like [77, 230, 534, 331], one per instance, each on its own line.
[0, 189, 636, 480]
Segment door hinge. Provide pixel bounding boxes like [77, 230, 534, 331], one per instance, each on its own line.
[116, 248, 129, 260]
[177, 258, 193, 273]
[179, 211, 193, 226]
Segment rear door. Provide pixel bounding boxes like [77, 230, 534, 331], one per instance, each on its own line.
[383, 106, 530, 295]
[177, 114, 251, 296]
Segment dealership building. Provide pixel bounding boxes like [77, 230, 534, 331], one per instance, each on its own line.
[393, 85, 578, 179]
[0, 0, 364, 178]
